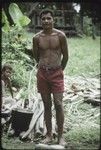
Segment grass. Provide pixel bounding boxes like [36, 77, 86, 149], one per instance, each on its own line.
[65, 126, 100, 150]
[65, 36, 100, 76]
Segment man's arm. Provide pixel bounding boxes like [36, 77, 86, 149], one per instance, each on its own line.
[59, 32, 69, 70]
[32, 36, 39, 63]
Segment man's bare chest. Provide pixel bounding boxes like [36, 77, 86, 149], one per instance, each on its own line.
[38, 35, 60, 50]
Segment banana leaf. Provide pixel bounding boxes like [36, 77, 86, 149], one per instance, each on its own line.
[19, 16, 31, 27]
[9, 3, 31, 28]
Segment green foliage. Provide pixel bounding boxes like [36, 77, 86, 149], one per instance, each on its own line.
[2, 25, 34, 88]
[2, 3, 31, 34]
[11, 61, 30, 87]
[2, 3, 35, 92]
[83, 16, 92, 36]
[2, 28, 34, 87]
[2, 9, 10, 33]
[9, 3, 31, 29]
[74, 14, 82, 35]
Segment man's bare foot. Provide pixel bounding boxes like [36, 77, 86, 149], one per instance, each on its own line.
[58, 137, 67, 147]
[41, 136, 52, 144]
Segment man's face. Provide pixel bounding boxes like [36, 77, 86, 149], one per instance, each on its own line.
[41, 13, 54, 29]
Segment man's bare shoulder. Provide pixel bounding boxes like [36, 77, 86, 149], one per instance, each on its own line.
[53, 28, 66, 38]
[33, 31, 43, 40]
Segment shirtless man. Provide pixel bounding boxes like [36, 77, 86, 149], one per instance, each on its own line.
[32, 9, 68, 146]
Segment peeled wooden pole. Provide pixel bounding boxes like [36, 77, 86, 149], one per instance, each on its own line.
[35, 143, 65, 150]
[35, 115, 42, 136]
[39, 112, 44, 131]
[35, 111, 44, 134]
[22, 101, 44, 139]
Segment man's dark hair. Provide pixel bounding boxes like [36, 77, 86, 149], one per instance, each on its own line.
[2, 63, 13, 72]
[39, 9, 54, 18]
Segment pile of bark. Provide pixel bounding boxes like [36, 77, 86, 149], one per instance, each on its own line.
[2, 74, 100, 141]
[63, 75, 100, 132]
[63, 75, 100, 106]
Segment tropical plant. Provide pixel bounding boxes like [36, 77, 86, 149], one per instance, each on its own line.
[83, 16, 92, 36]
[2, 3, 34, 88]
[9, 3, 30, 29]
[2, 3, 31, 33]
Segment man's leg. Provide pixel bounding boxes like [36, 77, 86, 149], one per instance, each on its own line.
[53, 93, 66, 145]
[41, 93, 52, 143]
